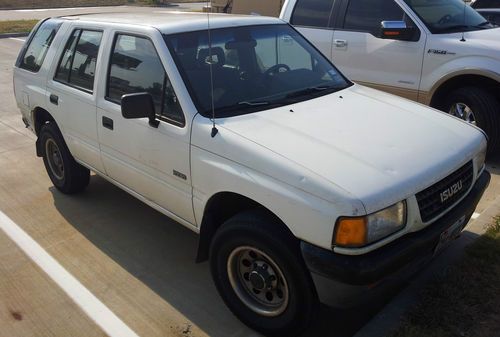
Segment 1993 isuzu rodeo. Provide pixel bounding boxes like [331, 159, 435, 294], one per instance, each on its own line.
[14, 12, 490, 336]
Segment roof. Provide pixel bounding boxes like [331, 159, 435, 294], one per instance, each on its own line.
[60, 11, 284, 34]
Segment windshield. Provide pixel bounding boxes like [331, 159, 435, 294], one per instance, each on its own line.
[403, 0, 496, 33]
[165, 24, 350, 118]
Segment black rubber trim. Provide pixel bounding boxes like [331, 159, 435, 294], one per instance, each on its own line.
[301, 170, 491, 285]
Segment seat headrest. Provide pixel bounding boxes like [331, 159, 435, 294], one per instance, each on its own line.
[197, 47, 225, 68]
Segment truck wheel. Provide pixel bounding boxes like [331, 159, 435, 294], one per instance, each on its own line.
[443, 87, 500, 153]
[39, 123, 90, 194]
[210, 210, 318, 336]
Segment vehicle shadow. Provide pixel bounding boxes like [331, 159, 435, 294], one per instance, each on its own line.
[50, 175, 405, 337]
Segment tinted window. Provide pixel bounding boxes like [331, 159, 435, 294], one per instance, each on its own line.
[344, 0, 409, 36]
[165, 24, 350, 118]
[107, 34, 184, 125]
[55, 29, 103, 92]
[20, 20, 61, 72]
[291, 0, 335, 28]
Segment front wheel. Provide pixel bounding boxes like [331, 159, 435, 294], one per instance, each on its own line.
[210, 210, 318, 336]
[442, 87, 500, 153]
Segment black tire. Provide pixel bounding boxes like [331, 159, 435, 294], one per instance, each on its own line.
[442, 87, 500, 154]
[39, 123, 90, 194]
[209, 210, 318, 336]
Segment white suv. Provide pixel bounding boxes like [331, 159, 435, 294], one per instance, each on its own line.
[14, 13, 489, 336]
[281, 0, 500, 154]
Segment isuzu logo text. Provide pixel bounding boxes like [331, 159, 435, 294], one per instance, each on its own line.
[440, 180, 463, 203]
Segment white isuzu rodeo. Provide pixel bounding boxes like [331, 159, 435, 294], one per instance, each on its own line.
[14, 12, 490, 336]
[281, 0, 500, 154]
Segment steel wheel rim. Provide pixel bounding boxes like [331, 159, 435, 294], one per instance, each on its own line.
[227, 246, 289, 317]
[45, 138, 64, 180]
[449, 102, 477, 125]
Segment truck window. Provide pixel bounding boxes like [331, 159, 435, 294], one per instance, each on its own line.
[343, 0, 410, 37]
[291, 0, 336, 28]
[19, 20, 61, 72]
[55, 29, 103, 92]
[107, 34, 184, 126]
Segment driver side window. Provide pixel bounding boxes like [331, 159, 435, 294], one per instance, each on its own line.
[344, 0, 416, 38]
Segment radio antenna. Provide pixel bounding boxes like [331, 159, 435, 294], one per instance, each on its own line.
[460, 1, 466, 42]
[207, 0, 218, 137]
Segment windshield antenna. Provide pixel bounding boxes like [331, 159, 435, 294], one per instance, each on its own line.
[460, 0, 466, 42]
[207, 0, 218, 137]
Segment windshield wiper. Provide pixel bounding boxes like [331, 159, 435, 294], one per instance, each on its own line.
[285, 85, 338, 99]
[238, 100, 269, 106]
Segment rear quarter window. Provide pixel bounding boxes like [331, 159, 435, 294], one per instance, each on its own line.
[18, 20, 61, 73]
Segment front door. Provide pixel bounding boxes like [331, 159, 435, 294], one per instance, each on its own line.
[331, 0, 426, 100]
[96, 31, 194, 224]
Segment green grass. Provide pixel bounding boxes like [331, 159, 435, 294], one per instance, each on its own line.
[391, 217, 500, 337]
[0, 20, 38, 35]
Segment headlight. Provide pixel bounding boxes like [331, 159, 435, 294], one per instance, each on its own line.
[475, 147, 486, 176]
[334, 201, 406, 248]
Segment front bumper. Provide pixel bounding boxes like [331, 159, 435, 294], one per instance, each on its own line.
[301, 170, 490, 305]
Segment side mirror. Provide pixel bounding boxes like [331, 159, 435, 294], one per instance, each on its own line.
[121, 92, 159, 128]
[380, 21, 416, 41]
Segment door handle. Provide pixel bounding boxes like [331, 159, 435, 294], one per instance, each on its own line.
[334, 39, 348, 48]
[49, 94, 58, 105]
[102, 116, 114, 130]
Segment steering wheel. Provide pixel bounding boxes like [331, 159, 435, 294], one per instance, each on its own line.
[264, 64, 291, 77]
[438, 14, 453, 24]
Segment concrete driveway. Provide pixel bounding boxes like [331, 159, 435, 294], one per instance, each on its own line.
[0, 31, 499, 337]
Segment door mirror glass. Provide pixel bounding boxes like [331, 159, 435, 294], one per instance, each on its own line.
[121, 92, 159, 128]
[380, 21, 416, 41]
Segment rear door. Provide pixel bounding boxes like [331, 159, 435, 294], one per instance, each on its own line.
[331, 0, 426, 100]
[286, 0, 337, 59]
[46, 26, 106, 173]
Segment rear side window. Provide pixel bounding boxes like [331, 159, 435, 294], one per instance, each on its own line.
[343, 0, 411, 37]
[291, 0, 335, 28]
[107, 34, 184, 126]
[55, 29, 103, 92]
[19, 20, 61, 72]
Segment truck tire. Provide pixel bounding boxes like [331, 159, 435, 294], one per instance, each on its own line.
[39, 123, 90, 194]
[442, 87, 500, 154]
[209, 210, 318, 336]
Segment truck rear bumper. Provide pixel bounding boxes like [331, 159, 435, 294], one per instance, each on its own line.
[301, 170, 490, 307]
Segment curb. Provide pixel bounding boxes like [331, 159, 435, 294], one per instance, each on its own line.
[0, 32, 29, 39]
[353, 190, 500, 337]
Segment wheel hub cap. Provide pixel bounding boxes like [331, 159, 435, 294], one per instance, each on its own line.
[449, 102, 477, 125]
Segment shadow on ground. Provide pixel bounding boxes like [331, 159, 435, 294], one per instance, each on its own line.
[51, 175, 404, 337]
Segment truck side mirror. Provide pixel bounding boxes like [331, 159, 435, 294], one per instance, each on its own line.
[121, 92, 159, 128]
[380, 21, 417, 41]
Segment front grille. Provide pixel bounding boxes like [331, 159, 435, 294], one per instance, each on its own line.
[416, 161, 473, 222]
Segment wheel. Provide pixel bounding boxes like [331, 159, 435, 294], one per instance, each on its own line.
[39, 123, 90, 194]
[210, 210, 318, 336]
[442, 87, 500, 154]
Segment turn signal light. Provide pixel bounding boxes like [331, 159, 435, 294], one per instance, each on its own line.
[334, 217, 367, 247]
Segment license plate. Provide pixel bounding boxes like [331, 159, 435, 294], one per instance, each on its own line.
[434, 215, 466, 255]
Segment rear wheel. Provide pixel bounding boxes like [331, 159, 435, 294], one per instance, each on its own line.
[40, 123, 90, 194]
[210, 210, 318, 336]
[442, 87, 500, 154]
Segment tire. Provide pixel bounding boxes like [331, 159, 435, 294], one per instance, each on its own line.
[442, 87, 500, 154]
[39, 123, 90, 194]
[209, 210, 318, 336]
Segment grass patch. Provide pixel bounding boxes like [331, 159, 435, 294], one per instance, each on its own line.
[0, 20, 38, 35]
[391, 217, 500, 337]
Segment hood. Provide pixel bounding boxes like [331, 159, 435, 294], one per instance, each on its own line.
[436, 28, 500, 60]
[211, 85, 486, 213]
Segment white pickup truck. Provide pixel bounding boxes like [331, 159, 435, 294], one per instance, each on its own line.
[14, 13, 489, 336]
[281, 0, 500, 154]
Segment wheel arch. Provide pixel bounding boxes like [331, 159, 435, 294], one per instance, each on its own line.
[196, 191, 296, 263]
[32, 107, 59, 157]
[429, 71, 500, 109]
